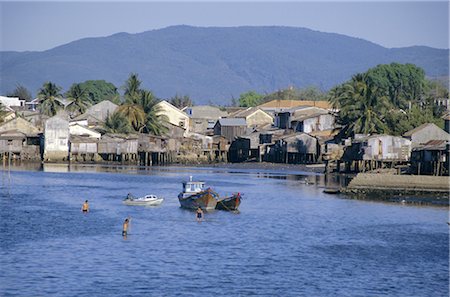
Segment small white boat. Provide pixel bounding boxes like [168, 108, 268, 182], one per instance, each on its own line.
[123, 194, 164, 206]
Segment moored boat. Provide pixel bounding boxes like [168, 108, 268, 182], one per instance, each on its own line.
[178, 177, 218, 210]
[216, 192, 242, 211]
[123, 193, 164, 206]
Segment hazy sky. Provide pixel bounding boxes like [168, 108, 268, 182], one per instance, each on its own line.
[1, 1, 448, 52]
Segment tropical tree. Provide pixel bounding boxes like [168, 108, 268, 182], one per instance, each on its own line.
[7, 84, 32, 101]
[65, 83, 92, 117]
[0, 102, 7, 123]
[123, 73, 142, 103]
[169, 94, 193, 109]
[77, 80, 119, 104]
[37, 81, 63, 116]
[140, 90, 168, 135]
[103, 111, 133, 134]
[238, 91, 264, 107]
[330, 73, 390, 136]
[117, 103, 146, 131]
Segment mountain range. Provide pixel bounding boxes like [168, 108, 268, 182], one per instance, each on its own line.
[1, 25, 448, 104]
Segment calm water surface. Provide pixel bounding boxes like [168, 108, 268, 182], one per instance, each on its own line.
[0, 165, 448, 296]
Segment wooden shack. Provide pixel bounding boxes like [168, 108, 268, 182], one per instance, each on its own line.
[184, 105, 228, 133]
[69, 135, 98, 162]
[138, 134, 175, 166]
[97, 134, 139, 163]
[410, 140, 449, 176]
[212, 135, 229, 162]
[265, 132, 319, 164]
[213, 118, 247, 141]
[342, 134, 411, 172]
[229, 107, 273, 129]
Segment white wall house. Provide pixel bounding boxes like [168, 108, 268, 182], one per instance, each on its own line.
[0, 96, 25, 108]
[155, 100, 190, 135]
[44, 114, 70, 161]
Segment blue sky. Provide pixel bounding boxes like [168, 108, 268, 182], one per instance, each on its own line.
[1, 1, 448, 52]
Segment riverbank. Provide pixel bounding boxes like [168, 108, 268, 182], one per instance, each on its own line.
[189, 162, 326, 173]
[342, 173, 449, 206]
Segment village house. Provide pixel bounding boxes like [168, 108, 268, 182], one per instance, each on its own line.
[228, 107, 273, 129]
[274, 106, 335, 131]
[410, 140, 449, 176]
[341, 134, 411, 172]
[155, 100, 190, 136]
[0, 117, 42, 161]
[97, 134, 139, 163]
[212, 135, 229, 162]
[403, 123, 450, 147]
[71, 100, 118, 128]
[183, 105, 228, 134]
[43, 114, 70, 162]
[265, 132, 320, 164]
[228, 128, 285, 163]
[138, 134, 175, 166]
[0, 96, 26, 109]
[213, 118, 247, 141]
[68, 124, 101, 162]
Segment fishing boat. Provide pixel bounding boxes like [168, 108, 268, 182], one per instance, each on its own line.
[178, 176, 219, 210]
[123, 193, 164, 206]
[216, 192, 242, 211]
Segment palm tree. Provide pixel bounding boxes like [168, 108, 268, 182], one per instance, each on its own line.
[123, 73, 142, 103]
[0, 102, 7, 123]
[117, 103, 146, 131]
[104, 111, 132, 134]
[139, 90, 168, 135]
[331, 74, 390, 136]
[37, 82, 63, 116]
[66, 83, 92, 117]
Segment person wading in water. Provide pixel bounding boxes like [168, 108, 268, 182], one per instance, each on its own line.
[196, 207, 204, 222]
[81, 200, 89, 213]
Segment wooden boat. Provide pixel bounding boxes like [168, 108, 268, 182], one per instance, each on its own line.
[323, 188, 340, 194]
[178, 177, 218, 210]
[123, 193, 164, 206]
[216, 192, 242, 211]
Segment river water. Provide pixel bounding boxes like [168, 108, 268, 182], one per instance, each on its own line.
[0, 164, 448, 296]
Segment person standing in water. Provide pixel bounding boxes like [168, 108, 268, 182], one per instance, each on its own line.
[196, 207, 204, 222]
[81, 200, 89, 213]
[122, 217, 131, 236]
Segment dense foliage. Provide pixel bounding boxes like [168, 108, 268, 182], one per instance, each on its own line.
[65, 83, 92, 117]
[236, 87, 327, 107]
[77, 80, 119, 104]
[37, 82, 63, 116]
[329, 63, 446, 137]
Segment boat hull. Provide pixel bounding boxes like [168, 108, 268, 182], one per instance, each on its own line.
[123, 198, 164, 206]
[216, 193, 241, 211]
[178, 189, 218, 210]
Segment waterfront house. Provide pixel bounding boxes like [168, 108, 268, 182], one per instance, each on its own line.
[290, 109, 335, 133]
[228, 107, 273, 129]
[212, 135, 230, 161]
[213, 118, 247, 141]
[71, 100, 118, 128]
[443, 113, 450, 133]
[97, 134, 139, 163]
[266, 132, 320, 164]
[0, 118, 42, 161]
[155, 100, 190, 135]
[43, 114, 70, 162]
[184, 105, 228, 133]
[69, 135, 98, 162]
[341, 134, 411, 172]
[410, 140, 449, 176]
[69, 124, 101, 139]
[138, 134, 174, 166]
[403, 123, 450, 147]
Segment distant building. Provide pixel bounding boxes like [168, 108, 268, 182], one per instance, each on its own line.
[403, 123, 450, 147]
[0, 96, 26, 109]
[155, 100, 190, 135]
[258, 99, 333, 115]
[0, 117, 42, 161]
[228, 107, 273, 128]
[71, 100, 118, 127]
[213, 118, 247, 141]
[184, 105, 228, 133]
[44, 114, 70, 161]
[410, 140, 449, 176]
[266, 132, 320, 164]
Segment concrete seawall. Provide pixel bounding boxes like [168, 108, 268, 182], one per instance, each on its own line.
[342, 173, 449, 206]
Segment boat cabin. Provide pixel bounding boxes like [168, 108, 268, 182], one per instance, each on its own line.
[182, 178, 205, 194]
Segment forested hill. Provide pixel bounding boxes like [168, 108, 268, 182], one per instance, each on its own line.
[1, 25, 448, 104]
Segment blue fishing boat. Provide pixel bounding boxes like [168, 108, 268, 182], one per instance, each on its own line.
[178, 176, 219, 210]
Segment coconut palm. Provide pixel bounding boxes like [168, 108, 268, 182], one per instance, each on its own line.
[116, 103, 146, 131]
[139, 90, 168, 135]
[123, 73, 142, 103]
[37, 82, 63, 116]
[332, 74, 390, 136]
[104, 111, 132, 134]
[65, 83, 92, 117]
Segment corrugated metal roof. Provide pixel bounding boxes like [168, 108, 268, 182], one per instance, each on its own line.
[403, 123, 438, 137]
[218, 118, 247, 126]
[258, 100, 332, 110]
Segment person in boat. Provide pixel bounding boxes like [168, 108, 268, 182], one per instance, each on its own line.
[196, 207, 204, 222]
[81, 200, 89, 212]
[122, 217, 130, 236]
[126, 193, 133, 200]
